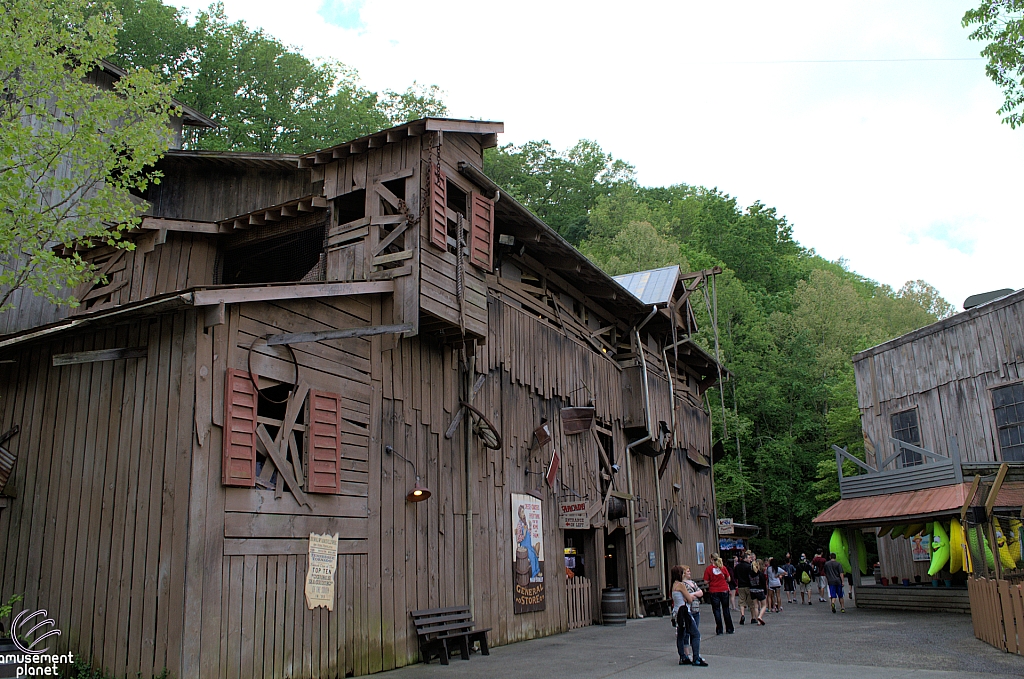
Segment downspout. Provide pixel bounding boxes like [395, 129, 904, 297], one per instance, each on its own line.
[659, 343, 680, 597]
[465, 352, 476, 617]
[624, 307, 657, 617]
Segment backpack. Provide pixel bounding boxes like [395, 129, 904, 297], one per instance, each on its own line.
[801, 570, 811, 584]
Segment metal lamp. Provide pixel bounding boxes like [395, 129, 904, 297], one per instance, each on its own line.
[384, 445, 431, 503]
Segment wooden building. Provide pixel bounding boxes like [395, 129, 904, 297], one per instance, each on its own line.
[0, 118, 725, 678]
[814, 289, 1024, 606]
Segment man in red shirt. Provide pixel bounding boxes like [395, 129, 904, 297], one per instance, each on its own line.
[811, 548, 828, 603]
[703, 554, 735, 635]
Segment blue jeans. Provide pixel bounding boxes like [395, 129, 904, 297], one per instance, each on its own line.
[710, 591, 733, 633]
[676, 607, 701, 661]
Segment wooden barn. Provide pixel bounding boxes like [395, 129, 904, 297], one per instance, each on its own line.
[814, 288, 1024, 618]
[0, 118, 726, 678]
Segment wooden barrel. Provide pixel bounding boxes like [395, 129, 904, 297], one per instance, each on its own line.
[601, 587, 628, 625]
[515, 547, 531, 587]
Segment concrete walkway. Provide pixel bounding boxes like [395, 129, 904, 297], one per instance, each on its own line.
[379, 598, 1024, 679]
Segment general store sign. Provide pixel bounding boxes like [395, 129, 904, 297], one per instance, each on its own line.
[558, 501, 590, 529]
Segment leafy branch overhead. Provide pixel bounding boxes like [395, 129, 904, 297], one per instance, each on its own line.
[964, 0, 1024, 128]
[0, 0, 177, 312]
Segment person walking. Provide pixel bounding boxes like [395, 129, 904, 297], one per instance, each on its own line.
[795, 553, 814, 605]
[703, 554, 734, 635]
[733, 550, 754, 624]
[672, 565, 709, 666]
[766, 557, 783, 612]
[824, 552, 847, 613]
[728, 556, 739, 611]
[782, 556, 796, 604]
[812, 548, 828, 603]
[748, 559, 767, 625]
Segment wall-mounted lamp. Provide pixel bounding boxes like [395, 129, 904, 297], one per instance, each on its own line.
[385, 445, 431, 502]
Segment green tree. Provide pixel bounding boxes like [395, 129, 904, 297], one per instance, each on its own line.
[108, 1, 447, 153]
[0, 0, 177, 313]
[963, 1, 1024, 128]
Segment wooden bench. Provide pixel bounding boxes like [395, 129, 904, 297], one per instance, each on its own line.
[411, 606, 491, 665]
[639, 586, 672, 617]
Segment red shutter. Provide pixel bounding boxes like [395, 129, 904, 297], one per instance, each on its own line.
[307, 389, 343, 494]
[469, 191, 494, 271]
[223, 369, 257, 487]
[429, 162, 448, 250]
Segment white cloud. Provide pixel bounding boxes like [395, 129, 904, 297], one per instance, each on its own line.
[168, 0, 1023, 309]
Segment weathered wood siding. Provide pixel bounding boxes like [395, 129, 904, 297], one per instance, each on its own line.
[854, 291, 1024, 467]
[0, 311, 197, 678]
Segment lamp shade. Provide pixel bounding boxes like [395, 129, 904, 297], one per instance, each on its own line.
[406, 478, 431, 503]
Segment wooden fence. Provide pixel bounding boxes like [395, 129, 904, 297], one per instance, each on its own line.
[968, 577, 1024, 654]
[566, 577, 593, 630]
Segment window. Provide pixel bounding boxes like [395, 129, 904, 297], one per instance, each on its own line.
[891, 408, 923, 467]
[992, 383, 1024, 462]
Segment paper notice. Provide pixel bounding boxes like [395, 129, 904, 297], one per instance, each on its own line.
[305, 532, 339, 610]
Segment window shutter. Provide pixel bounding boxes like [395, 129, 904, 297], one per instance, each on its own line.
[469, 191, 494, 271]
[306, 389, 343, 494]
[223, 369, 257, 487]
[429, 162, 448, 250]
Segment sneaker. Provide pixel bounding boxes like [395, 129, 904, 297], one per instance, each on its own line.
[739, 617, 745, 625]
[679, 656, 692, 665]
[841, 608, 846, 613]
[831, 602, 836, 613]
[693, 658, 709, 667]
[808, 602, 812, 606]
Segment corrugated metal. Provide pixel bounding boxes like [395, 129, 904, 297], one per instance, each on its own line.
[612, 265, 680, 305]
[813, 482, 970, 527]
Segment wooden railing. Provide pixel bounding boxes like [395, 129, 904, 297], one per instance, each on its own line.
[833, 435, 963, 499]
[968, 576, 1024, 654]
[566, 577, 593, 630]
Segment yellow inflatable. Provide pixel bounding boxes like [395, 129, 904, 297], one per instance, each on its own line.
[888, 524, 906, 539]
[855, 530, 868, 575]
[928, 521, 950, 576]
[949, 518, 964, 574]
[829, 528, 851, 573]
[902, 523, 927, 539]
[993, 517, 1017, 570]
[1009, 518, 1024, 566]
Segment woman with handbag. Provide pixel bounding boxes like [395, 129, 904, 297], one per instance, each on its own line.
[671, 565, 709, 667]
[748, 559, 767, 625]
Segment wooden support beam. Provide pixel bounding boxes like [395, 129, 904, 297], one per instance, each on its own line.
[255, 424, 309, 508]
[190, 280, 394, 306]
[204, 301, 225, 328]
[962, 475, 982, 522]
[266, 322, 414, 346]
[53, 347, 147, 366]
[985, 463, 1009, 516]
[141, 217, 223, 234]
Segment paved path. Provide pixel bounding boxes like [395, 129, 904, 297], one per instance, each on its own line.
[379, 598, 1024, 678]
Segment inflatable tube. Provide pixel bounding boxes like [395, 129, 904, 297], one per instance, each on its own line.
[948, 518, 964, 574]
[888, 524, 907, 539]
[928, 521, 950, 576]
[967, 525, 995, 570]
[1009, 518, 1024, 566]
[829, 528, 851, 573]
[876, 524, 894, 538]
[993, 518, 1017, 570]
[902, 523, 927, 539]
[855, 531, 868, 575]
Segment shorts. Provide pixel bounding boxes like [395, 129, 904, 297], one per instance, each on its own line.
[783, 577, 795, 592]
[797, 581, 813, 593]
[737, 587, 753, 608]
[828, 583, 845, 599]
[817, 575, 828, 589]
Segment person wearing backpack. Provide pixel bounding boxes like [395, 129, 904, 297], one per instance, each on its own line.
[795, 553, 814, 605]
[811, 548, 828, 603]
[782, 556, 797, 604]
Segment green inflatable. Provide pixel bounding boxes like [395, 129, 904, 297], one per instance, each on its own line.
[967, 525, 995, 570]
[829, 528, 851, 573]
[928, 521, 950, 576]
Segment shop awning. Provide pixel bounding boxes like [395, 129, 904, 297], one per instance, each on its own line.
[813, 483, 971, 527]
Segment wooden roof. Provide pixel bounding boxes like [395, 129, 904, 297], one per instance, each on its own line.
[812, 482, 971, 527]
[98, 60, 217, 129]
[298, 118, 504, 168]
[160, 149, 302, 171]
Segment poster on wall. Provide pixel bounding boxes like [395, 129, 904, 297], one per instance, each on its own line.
[512, 493, 545, 613]
[696, 542, 706, 565]
[911, 533, 932, 562]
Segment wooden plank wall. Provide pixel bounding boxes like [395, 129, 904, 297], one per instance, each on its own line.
[0, 311, 198, 679]
[854, 295, 1024, 466]
[876, 532, 935, 583]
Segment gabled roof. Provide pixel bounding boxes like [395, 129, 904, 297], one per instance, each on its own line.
[98, 60, 217, 129]
[298, 118, 504, 168]
[613, 265, 681, 305]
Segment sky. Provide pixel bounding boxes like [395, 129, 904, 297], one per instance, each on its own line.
[171, 0, 1023, 310]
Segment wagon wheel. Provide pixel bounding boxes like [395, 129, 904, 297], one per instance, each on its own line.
[460, 402, 502, 450]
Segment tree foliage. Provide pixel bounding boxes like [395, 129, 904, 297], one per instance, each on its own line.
[488, 137, 955, 557]
[964, 1, 1024, 128]
[108, 0, 447, 152]
[0, 0, 177, 312]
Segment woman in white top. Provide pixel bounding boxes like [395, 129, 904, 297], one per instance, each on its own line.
[766, 557, 783, 613]
[671, 564, 709, 667]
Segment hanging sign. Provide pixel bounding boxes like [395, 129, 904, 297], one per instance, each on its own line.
[512, 493, 545, 613]
[305, 532, 339, 610]
[558, 501, 590, 529]
[717, 518, 735, 535]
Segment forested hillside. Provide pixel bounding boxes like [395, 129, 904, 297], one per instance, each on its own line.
[110, 1, 955, 556]
[485, 140, 954, 556]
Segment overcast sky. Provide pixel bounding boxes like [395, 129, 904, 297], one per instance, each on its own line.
[171, 0, 1022, 310]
